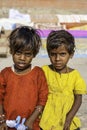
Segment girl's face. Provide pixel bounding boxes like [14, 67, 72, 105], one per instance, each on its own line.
[12, 49, 34, 72]
[49, 44, 73, 73]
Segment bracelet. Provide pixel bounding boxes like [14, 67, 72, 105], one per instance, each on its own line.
[0, 114, 5, 124]
[35, 106, 42, 113]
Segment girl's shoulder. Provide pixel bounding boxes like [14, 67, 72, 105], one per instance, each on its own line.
[34, 66, 43, 71]
[68, 68, 85, 82]
[33, 66, 45, 74]
[41, 65, 54, 76]
[42, 65, 49, 70]
[68, 68, 81, 76]
[1, 67, 12, 74]
[0, 67, 12, 80]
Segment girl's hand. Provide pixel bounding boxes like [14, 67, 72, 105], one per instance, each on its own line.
[0, 114, 6, 124]
[0, 122, 8, 130]
[63, 120, 70, 130]
[0, 114, 7, 129]
[63, 116, 72, 130]
[28, 127, 33, 130]
[25, 119, 33, 130]
[25, 105, 44, 130]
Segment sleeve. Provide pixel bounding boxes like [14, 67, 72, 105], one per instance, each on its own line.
[37, 68, 48, 106]
[0, 73, 5, 104]
[74, 71, 87, 95]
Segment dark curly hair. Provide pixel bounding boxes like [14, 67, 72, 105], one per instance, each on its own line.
[47, 30, 75, 55]
[8, 26, 42, 57]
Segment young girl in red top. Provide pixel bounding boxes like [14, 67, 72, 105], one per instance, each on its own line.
[0, 26, 48, 130]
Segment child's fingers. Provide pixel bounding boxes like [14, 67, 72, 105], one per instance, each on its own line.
[21, 118, 26, 124]
[0, 122, 8, 130]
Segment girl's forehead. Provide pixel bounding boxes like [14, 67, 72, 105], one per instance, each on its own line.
[51, 44, 68, 51]
[18, 48, 33, 52]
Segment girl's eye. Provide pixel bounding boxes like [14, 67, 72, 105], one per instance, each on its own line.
[25, 53, 33, 57]
[50, 52, 67, 57]
[60, 53, 66, 56]
[15, 51, 21, 55]
[15, 51, 33, 57]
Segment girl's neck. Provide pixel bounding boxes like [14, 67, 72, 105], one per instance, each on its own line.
[50, 65, 69, 74]
[55, 66, 69, 74]
[12, 64, 32, 75]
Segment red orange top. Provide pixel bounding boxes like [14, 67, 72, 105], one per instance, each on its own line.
[0, 66, 48, 130]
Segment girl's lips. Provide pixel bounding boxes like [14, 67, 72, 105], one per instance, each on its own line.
[17, 62, 26, 67]
[55, 63, 62, 67]
[54, 64, 63, 69]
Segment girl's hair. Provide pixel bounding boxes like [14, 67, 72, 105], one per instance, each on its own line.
[47, 30, 75, 54]
[8, 26, 42, 57]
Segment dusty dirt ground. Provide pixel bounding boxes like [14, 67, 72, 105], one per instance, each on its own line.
[0, 0, 87, 129]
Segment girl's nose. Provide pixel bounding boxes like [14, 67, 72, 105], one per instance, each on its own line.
[20, 54, 25, 60]
[55, 54, 60, 60]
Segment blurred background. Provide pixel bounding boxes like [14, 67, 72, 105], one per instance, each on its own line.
[0, 0, 87, 58]
[0, 1, 87, 129]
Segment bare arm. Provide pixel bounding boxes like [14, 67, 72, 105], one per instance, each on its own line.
[0, 104, 5, 123]
[25, 105, 44, 130]
[0, 104, 7, 128]
[0, 104, 3, 114]
[25, 68, 48, 130]
[63, 94, 82, 130]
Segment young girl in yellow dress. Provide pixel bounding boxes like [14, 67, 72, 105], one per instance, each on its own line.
[39, 30, 87, 130]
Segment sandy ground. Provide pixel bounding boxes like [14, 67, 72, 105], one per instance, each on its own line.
[0, 0, 87, 129]
[0, 55, 87, 130]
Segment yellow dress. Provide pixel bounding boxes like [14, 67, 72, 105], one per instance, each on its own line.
[39, 65, 87, 130]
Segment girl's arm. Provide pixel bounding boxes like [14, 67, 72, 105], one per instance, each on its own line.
[25, 105, 44, 130]
[25, 68, 48, 130]
[0, 79, 6, 124]
[0, 104, 4, 114]
[0, 104, 6, 127]
[63, 94, 82, 130]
